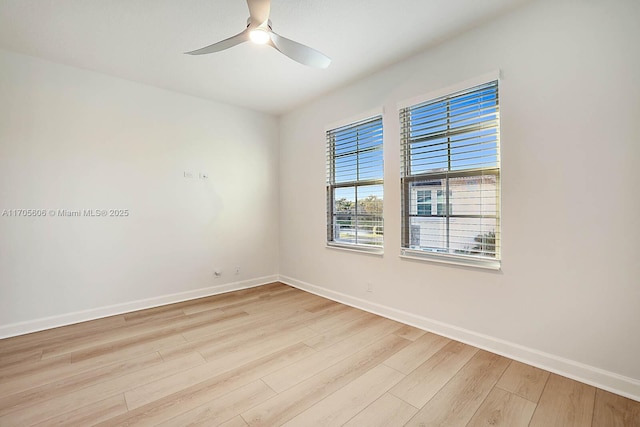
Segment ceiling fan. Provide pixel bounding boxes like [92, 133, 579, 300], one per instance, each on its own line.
[186, 0, 331, 69]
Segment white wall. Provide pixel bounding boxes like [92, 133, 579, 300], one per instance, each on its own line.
[279, 0, 640, 398]
[0, 49, 279, 334]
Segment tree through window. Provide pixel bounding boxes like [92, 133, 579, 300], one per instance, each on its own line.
[326, 115, 383, 249]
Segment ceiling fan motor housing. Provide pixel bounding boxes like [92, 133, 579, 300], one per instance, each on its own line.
[247, 17, 272, 30]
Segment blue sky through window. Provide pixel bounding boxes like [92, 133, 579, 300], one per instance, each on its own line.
[408, 87, 498, 174]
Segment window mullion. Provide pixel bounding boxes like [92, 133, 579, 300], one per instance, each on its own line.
[446, 99, 451, 251]
[355, 126, 359, 244]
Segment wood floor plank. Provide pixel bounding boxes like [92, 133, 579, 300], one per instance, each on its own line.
[222, 289, 312, 316]
[282, 364, 404, 427]
[466, 387, 537, 427]
[302, 311, 379, 351]
[0, 283, 635, 427]
[198, 324, 318, 363]
[496, 360, 550, 402]
[224, 290, 319, 316]
[0, 352, 205, 426]
[35, 311, 190, 358]
[125, 326, 317, 409]
[0, 349, 42, 369]
[384, 331, 451, 375]
[343, 392, 418, 427]
[184, 287, 296, 316]
[405, 350, 510, 427]
[67, 329, 187, 364]
[180, 300, 313, 343]
[221, 416, 249, 427]
[43, 308, 243, 361]
[241, 334, 410, 427]
[394, 325, 427, 341]
[69, 333, 187, 366]
[178, 283, 292, 316]
[300, 298, 341, 313]
[0, 354, 71, 387]
[0, 315, 126, 358]
[166, 307, 304, 354]
[156, 380, 275, 427]
[389, 340, 478, 408]
[159, 299, 327, 362]
[0, 285, 281, 362]
[95, 343, 316, 426]
[0, 351, 162, 417]
[123, 307, 186, 324]
[592, 388, 640, 426]
[182, 306, 305, 343]
[529, 373, 596, 427]
[262, 316, 403, 393]
[31, 394, 128, 427]
[304, 305, 369, 333]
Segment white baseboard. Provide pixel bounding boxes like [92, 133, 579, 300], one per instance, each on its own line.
[0, 275, 278, 339]
[279, 274, 640, 402]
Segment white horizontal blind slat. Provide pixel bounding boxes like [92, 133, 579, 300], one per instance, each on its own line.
[327, 115, 384, 249]
[400, 80, 500, 264]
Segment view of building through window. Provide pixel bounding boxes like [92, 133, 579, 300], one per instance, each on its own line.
[408, 175, 498, 256]
[401, 80, 500, 261]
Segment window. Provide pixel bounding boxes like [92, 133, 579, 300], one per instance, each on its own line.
[438, 190, 452, 216]
[326, 115, 383, 250]
[400, 80, 500, 268]
[416, 190, 431, 216]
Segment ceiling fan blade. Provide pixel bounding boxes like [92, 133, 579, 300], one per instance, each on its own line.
[270, 31, 331, 69]
[185, 30, 249, 55]
[246, 0, 270, 25]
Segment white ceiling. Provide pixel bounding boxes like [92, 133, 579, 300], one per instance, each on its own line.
[0, 0, 531, 115]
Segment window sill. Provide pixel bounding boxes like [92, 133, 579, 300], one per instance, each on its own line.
[400, 249, 500, 270]
[326, 243, 384, 256]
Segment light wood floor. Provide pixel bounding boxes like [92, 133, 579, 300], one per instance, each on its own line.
[1, 283, 638, 426]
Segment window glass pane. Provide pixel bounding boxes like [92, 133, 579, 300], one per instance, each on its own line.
[416, 190, 431, 216]
[409, 180, 441, 217]
[401, 80, 499, 262]
[448, 175, 498, 217]
[406, 175, 497, 256]
[409, 217, 447, 251]
[437, 190, 446, 215]
[356, 184, 383, 246]
[334, 154, 357, 183]
[409, 136, 448, 175]
[358, 148, 384, 181]
[327, 115, 383, 248]
[333, 187, 355, 244]
[450, 218, 498, 258]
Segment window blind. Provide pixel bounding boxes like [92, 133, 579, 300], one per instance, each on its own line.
[400, 81, 500, 267]
[326, 115, 384, 249]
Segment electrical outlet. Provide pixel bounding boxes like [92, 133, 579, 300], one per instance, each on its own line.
[184, 171, 194, 179]
[235, 266, 240, 275]
[366, 282, 373, 292]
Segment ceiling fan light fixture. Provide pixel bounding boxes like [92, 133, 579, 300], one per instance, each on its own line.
[185, 0, 331, 68]
[249, 28, 270, 44]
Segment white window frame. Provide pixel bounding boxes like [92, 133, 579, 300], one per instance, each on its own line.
[326, 110, 384, 254]
[399, 72, 501, 270]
